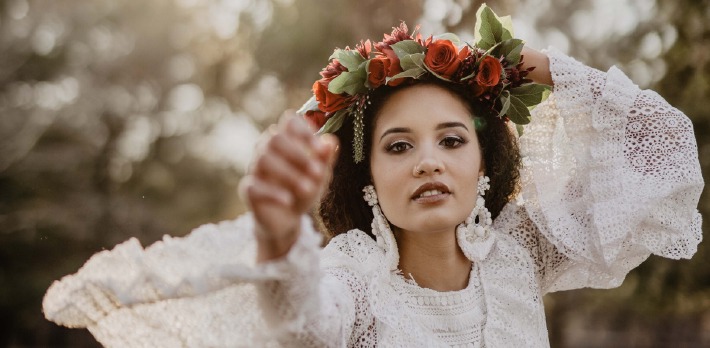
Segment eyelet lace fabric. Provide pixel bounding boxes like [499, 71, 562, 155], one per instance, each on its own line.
[43, 49, 703, 347]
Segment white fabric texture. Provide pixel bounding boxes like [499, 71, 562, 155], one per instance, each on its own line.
[43, 49, 704, 347]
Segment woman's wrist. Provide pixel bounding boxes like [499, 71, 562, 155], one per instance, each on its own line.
[521, 46, 553, 87]
[254, 224, 301, 263]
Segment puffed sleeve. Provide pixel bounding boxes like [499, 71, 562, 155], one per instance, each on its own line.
[516, 48, 704, 293]
[42, 213, 361, 347]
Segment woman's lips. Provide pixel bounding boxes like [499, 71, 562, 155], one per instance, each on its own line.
[411, 182, 451, 204]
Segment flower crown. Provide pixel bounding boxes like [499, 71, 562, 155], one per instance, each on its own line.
[297, 4, 551, 163]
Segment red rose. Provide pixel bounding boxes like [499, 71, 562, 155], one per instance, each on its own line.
[424, 40, 462, 79]
[304, 110, 327, 131]
[380, 48, 404, 86]
[375, 22, 412, 87]
[476, 56, 503, 87]
[367, 56, 391, 88]
[313, 80, 349, 113]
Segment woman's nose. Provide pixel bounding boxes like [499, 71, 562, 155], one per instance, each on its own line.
[412, 147, 445, 177]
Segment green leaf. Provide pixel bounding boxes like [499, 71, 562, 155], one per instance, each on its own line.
[474, 4, 514, 50]
[506, 94, 532, 125]
[510, 83, 552, 108]
[389, 67, 426, 80]
[317, 109, 347, 134]
[516, 124, 524, 137]
[399, 52, 425, 70]
[433, 32, 461, 45]
[391, 40, 425, 60]
[329, 49, 366, 71]
[296, 96, 319, 115]
[328, 68, 367, 95]
[460, 71, 477, 81]
[497, 90, 511, 118]
[536, 86, 552, 109]
[422, 63, 452, 82]
[492, 38, 524, 65]
[500, 15, 514, 38]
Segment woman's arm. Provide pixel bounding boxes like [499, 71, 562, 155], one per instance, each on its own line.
[515, 49, 703, 293]
[239, 114, 338, 262]
[520, 46, 554, 87]
[43, 115, 358, 346]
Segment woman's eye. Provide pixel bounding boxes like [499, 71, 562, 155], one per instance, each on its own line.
[441, 136, 466, 148]
[386, 141, 412, 153]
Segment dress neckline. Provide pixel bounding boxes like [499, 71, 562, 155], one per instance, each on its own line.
[393, 262, 481, 297]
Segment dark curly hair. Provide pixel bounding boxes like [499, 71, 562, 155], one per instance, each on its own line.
[317, 79, 521, 241]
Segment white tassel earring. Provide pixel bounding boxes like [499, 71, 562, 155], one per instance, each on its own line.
[363, 185, 400, 270]
[456, 175, 495, 261]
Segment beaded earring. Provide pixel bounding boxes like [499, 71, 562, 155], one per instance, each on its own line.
[363, 185, 400, 270]
[456, 175, 495, 261]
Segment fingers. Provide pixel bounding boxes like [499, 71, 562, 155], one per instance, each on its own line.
[267, 130, 322, 178]
[239, 175, 293, 208]
[317, 133, 339, 167]
[254, 147, 318, 200]
[279, 112, 316, 146]
[245, 113, 335, 214]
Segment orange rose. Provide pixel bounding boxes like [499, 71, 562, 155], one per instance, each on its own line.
[367, 56, 391, 88]
[476, 56, 503, 87]
[312, 80, 349, 113]
[304, 110, 327, 131]
[424, 40, 462, 79]
[379, 48, 404, 86]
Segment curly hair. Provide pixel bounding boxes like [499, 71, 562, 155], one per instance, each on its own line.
[317, 79, 521, 241]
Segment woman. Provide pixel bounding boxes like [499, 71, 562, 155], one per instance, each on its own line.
[43, 5, 703, 347]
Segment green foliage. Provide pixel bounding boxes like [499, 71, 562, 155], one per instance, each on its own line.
[296, 96, 320, 114]
[474, 4, 514, 50]
[329, 49, 366, 71]
[317, 108, 347, 134]
[499, 84, 551, 124]
[398, 52, 425, 71]
[492, 38, 524, 66]
[327, 68, 368, 95]
[391, 39, 426, 59]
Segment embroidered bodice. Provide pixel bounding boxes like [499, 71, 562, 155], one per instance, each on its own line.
[42, 49, 704, 347]
[392, 265, 486, 346]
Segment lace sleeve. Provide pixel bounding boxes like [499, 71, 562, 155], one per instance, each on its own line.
[42, 213, 361, 347]
[516, 48, 704, 293]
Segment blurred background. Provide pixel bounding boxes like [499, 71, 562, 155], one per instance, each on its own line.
[0, 0, 707, 346]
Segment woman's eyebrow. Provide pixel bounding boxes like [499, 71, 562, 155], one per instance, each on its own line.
[379, 127, 411, 141]
[378, 122, 469, 142]
[436, 121, 468, 131]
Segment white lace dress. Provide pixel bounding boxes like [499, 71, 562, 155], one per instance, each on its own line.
[43, 49, 704, 347]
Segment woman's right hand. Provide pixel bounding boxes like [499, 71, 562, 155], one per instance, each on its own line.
[239, 113, 338, 262]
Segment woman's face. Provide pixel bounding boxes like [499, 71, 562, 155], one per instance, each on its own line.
[370, 84, 483, 235]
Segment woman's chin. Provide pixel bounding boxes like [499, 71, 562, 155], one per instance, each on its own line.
[394, 215, 466, 235]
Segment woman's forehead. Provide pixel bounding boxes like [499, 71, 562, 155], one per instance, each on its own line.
[374, 84, 473, 132]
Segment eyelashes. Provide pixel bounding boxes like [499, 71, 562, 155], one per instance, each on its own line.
[384, 135, 468, 154]
[385, 140, 412, 153]
[441, 135, 467, 148]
